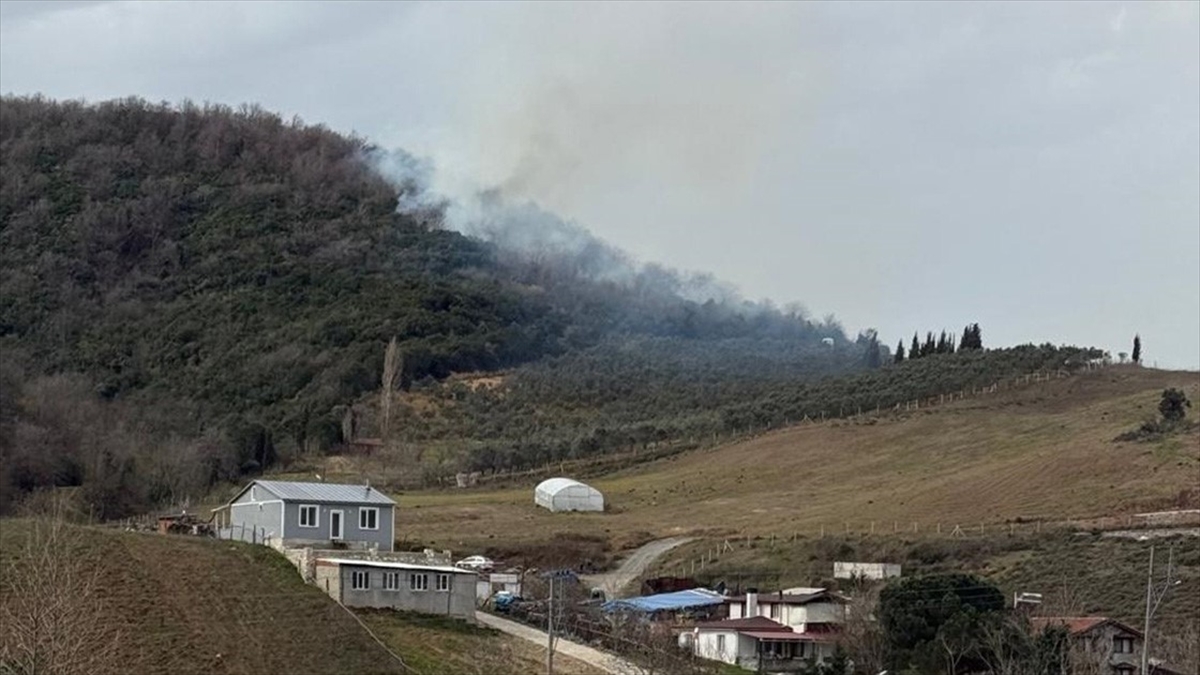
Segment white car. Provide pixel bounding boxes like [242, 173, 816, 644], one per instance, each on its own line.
[455, 555, 495, 571]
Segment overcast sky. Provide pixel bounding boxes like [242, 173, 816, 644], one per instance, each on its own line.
[2, 0, 1198, 368]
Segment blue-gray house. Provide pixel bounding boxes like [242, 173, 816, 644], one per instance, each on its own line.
[215, 480, 396, 551]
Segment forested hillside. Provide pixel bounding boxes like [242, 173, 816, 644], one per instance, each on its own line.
[0, 96, 867, 515]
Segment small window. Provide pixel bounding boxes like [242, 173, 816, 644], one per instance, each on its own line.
[383, 572, 401, 591]
[435, 574, 451, 592]
[409, 573, 429, 591]
[716, 634, 726, 653]
[359, 507, 379, 530]
[1113, 637, 1135, 654]
[299, 505, 318, 528]
[350, 570, 369, 590]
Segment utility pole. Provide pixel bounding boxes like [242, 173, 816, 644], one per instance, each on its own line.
[1141, 544, 1179, 675]
[546, 574, 555, 675]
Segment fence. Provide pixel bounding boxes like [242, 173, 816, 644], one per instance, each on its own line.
[659, 508, 1179, 579]
[216, 523, 274, 547]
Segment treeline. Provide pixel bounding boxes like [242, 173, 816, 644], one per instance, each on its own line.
[895, 323, 983, 363]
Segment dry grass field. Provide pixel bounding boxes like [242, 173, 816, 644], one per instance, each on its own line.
[398, 367, 1199, 556]
[0, 520, 600, 675]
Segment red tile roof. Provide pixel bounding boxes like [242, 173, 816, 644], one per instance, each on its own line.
[1030, 616, 1143, 638]
[695, 616, 792, 632]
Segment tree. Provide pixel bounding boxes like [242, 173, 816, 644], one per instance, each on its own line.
[878, 573, 1005, 673]
[1159, 388, 1191, 423]
[380, 336, 402, 441]
[922, 332, 936, 357]
[911, 333, 921, 360]
[1132, 335, 1142, 364]
[863, 331, 882, 369]
[894, 341, 906, 364]
[960, 323, 983, 351]
[0, 504, 125, 675]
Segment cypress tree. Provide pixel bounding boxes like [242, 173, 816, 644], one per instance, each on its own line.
[911, 333, 921, 360]
[895, 340, 906, 364]
[961, 324, 973, 350]
[1132, 334, 1141, 364]
[923, 331, 936, 357]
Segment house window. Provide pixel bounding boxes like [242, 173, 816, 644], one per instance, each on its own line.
[435, 574, 451, 592]
[350, 570, 369, 590]
[299, 505, 318, 528]
[409, 573, 429, 591]
[716, 634, 726, 653]
[383, 572, 401, 591]
[359, 507, 379, 530]
[1113, 637, 1135, 654]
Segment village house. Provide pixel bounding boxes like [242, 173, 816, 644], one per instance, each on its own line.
[689, 616, 836, 673]
[315, 558, 477, 621]
[1028, 616, 1185, 675]
[213, 480, 396, 551]
[726, 588, 847, 633]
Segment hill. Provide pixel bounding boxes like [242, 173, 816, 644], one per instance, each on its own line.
[0, 517, 603, 675]
[397, 366, 1199, 555]
[0, 95, 869, 517]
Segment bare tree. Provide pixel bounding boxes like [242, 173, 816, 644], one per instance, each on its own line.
[380, 336, 401, 442]
[837, 584, 888, 675]
[0, 504, 124, 675]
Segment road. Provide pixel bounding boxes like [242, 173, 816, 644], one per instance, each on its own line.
[580, 536, 695, 599]
[476, 610, 641, 675]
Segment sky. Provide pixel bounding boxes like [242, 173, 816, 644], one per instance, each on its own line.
[2, 0, 1198, 368]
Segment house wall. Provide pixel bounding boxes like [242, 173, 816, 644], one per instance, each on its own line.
[781, 602, 844, 628]
[282, 502, 394, 551]
[1075, 624, 1141, 672]
[694, 630, 739, 665]
[227, 497, 284, 546]
[329, 564, 476, 620]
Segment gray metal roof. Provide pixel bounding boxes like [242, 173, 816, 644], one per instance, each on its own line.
[250, 480, 396, 505]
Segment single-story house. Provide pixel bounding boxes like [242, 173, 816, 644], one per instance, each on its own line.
[213, 480, 396, 551]
[688, 616, 837, 673]
[726, 589, 847, 632]
[1030, 616, 1149, 675]
[315, 558, 477, 621]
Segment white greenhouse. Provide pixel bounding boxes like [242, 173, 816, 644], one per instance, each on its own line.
[534, 478, 605, 513]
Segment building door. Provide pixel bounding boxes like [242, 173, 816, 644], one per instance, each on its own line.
[330, 510, 343, 540]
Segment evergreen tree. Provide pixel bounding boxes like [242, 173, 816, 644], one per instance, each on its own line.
[961, 324, 973, 351]
[894, 340, 906, 364]
[1132, 334, 1142, 364]
[923, 332, 936, 357]
[866, 333, 882, 369]
[911, 333, 921, 360]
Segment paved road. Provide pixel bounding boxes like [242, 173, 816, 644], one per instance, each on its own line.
[476, 611, 641, 675]
[581, 536, 695, 599]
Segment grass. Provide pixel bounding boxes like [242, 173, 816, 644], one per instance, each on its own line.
[395, 367, 1199, 558]
[356, 610, 605, 675]
[0, 519, 407, 675]
[0, 519, 607, 675]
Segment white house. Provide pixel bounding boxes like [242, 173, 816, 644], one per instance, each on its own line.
[690, 616, 836, 673]
[726, 589, 847, 634]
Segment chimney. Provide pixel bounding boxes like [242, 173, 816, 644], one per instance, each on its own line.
[365, 479, 371, 498]
[746, 591, 759, 618]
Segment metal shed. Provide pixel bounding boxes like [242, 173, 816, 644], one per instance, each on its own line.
[534, 477, 604, 512]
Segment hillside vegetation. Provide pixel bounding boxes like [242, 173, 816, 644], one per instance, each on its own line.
[398, 366, 1199, 554]
[1, 96, 872, 516]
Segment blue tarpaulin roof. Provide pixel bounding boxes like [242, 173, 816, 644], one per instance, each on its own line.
[602, 588, 725, 613]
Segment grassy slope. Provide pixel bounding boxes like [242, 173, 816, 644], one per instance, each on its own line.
[0, 522, 600, 675]
[397, 366, 1199, 555]
[357, 610, 604, 675]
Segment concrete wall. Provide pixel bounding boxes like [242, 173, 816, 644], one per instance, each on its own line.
[281, 502, 394, 551]
[782, 602, 844, 628]
[323, 563, 476, 621]
[833, 562, 901, 580]
[287, 548, 451, 583]
[694, 630, 739, 665]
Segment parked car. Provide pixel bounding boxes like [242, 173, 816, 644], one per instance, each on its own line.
[455, 555, 495, 571]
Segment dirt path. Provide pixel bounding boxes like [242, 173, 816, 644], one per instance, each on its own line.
[581, 536, 695, 599]
[476, 611, 641, 675]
